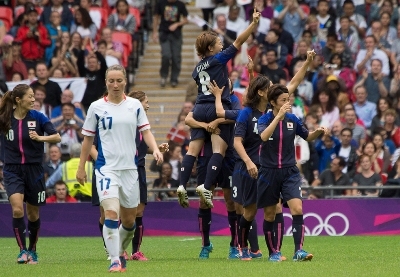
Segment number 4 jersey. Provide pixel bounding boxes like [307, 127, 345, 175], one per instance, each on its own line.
[82, 96, 150, 171]
[192, 44, 238, 105]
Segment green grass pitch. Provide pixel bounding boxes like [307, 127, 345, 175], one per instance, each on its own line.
[0, 236, 399, 277]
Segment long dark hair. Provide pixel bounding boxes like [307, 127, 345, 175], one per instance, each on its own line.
[267, 84, 289, 107]
[245, 75, 271, 109]
[312, 90, 337, 113]
[376, 97, 392, 118]
[75, 8, 94, 28]
[0, 84, 31, 134]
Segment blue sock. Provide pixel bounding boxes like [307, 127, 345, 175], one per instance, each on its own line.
[203, 153, 224, 190]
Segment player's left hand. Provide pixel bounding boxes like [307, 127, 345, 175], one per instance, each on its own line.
[153, 150, 164, 165]
[252, 8, 261, 24]
[316, 126, 329, 136]
[29, 131, 41, 141]
[207, 120, 219, 133]
[158, 143, 169, 153]
[306, 49, 316, 62]
[208, 80, 224, 96]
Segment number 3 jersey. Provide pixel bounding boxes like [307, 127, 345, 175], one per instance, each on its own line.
[82, 96, 150, 171]
[0, 110, 57, 164]
[192, 44, 238, 105]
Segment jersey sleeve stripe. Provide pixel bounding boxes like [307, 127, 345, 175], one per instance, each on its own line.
[138, 124, 150, 130]
[82, 128, 96, 134]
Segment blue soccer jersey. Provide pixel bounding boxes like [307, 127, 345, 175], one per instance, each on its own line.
[135, 129, 148, 167]
[258, 112, 309, 168]
[193, 45, 238, 105]
[1, 110, 57, 164]
[234, 107, 265, 165]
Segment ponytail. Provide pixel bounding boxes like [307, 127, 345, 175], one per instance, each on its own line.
[0, 91, 15, 134]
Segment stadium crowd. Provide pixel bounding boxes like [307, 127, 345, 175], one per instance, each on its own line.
[1, 0, 400, 203]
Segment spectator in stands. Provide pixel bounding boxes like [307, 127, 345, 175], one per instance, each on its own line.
[308, 156, 351, 199]
[153, 162, 179, 201]
[213, 0, 246, 22]
[260, 29, 288, 68]
[372, 133, 392, 173]
[270, 18, 295, 55]
[96, 40, 119, 67]
[100, 28, 123, 64]
[278, 0, 306, 42]
[43, 144, 62, 181]
[33, 85, 52, 118]
[255, 49, 287, 85]
[50, 55, 78, 78]
[16, 7, 51, 70]
[353, 85, 377, 129]
[337, 0, 367, 38]
[52, 69, 63, 78]
[390, 25, 400, 69]
[226, 4, 247, 34]
[338, 127, 358, 179]
[245, 0, 273, 21]
[107, 0, 137, 40]
[289, 90, 306, 119]
[51, 32, 79, 72]
[80, 0, 102, 30]
[321, 32, 338, 63]
[31, 62, 63, 108]
[318, 74, 349, 113]
[370, 97, 399, 134]
[77, 49, 107, 112]
[337, 16, 359, 56]
[329, 53, 356, 95]
[51, 103, 84, 158]
[289, 39, 308, 77]
[334, 39, 354, 69]
[352, 155, 382, 196]
[367, 20, 391, 58]
[27, 67, 36, 81]
[51, 89, 85, 120]
[181, 101, 194, 116]
[153, 0, 188, 88]
[46, 180, 78, 203]
[151, 142, 182, 182]
[213, 14, 237, 50]
[316, 0, 335, 43]
[7, 13, 27, 38]
[12, 72, 24, 82]
[195, 0, 216, 31]
[70, 8, 97, 40]
[312, 90, 339, 129]
[315, 134, 341, 173]
[378, 12, 396, 46]
[70, 32, 83, 57]
[383, 109, 400, 148]
[45, 11, 68, 66]
[41, 0, 74, 30]
[3, 41, 28, 81]
[294, 61, 313, 105]
[354, 35, 389, 75]
[371, 0, 398, 27]
[343, 108, 367, 148]
[331, 120, 343, 138]
[304, 16, 323, 55]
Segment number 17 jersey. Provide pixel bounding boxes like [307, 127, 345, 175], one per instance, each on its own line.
[192, 44, 238, 105]
[82, 96, 150, 171]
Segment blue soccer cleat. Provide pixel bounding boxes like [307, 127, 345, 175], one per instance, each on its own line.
[199, 243, 213, 259]
[240, 247, 252, 261]
[27, 251, 38, 264]
[293, 249, 313, 262]
[228, 246, 240, 259]
[17, 250, 29, 264]
[250, 250, 263, 259]
[108, 260, 121, 273]
[268, 251, 282, 262]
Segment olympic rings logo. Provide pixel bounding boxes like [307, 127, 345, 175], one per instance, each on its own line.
[283, 212, 350, 236]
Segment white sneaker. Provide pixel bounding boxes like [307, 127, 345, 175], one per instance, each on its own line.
[196, 184, 213, 208]
[177, 185, 189, 208]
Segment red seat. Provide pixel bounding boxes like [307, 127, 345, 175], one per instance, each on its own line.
[0, 7, 13, 30]
[112, 31, 132, 68]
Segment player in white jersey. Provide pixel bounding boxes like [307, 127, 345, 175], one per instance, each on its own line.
[76, 65, 163, 273]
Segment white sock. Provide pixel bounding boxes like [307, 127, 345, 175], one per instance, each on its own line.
[119, 224, 136, 256]
[103, 219, 120, 263]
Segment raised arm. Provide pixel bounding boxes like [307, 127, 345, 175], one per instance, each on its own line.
[233, 9, 260, 50]
[287, 50, 316, 95]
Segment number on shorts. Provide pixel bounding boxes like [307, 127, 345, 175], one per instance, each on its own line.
[99, 178, 111, 191]
[253, 123, 258, 134]
[199, 71, 211, 95]
[232, 186, 237, 198]
[37, 191, 45, 203]
[101, 117, 113, 130]
[6, 129, 14, 141]
[229, 176, 232, 188]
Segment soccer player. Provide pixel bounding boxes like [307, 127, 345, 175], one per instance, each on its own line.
[76, 65, 163, 273]
[257, 83, 329, 262]
[177, 9, 261, 209]
[0, 84, 61, 264]
[127, 90, 169, 261]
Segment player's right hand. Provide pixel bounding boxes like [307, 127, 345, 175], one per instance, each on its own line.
[208, 80, 224, 96]
[277, 102, 291, 121]
[245, 160, 258, 179]
[252, 8, 261, 24]
[306, 50, 316, 62]
[76, 168, 87, 185]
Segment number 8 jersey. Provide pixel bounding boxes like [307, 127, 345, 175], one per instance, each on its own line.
[82, 96, 150, 171]
[192, 45, 238, 105]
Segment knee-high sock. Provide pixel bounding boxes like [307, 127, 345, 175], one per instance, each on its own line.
[292, 215, 305, 252]
[103, 219, 119, 262]
[132, 216, 143, 253]
[13, 217, 26, 251]
[119, 224, 136, 256]
[227, 211, 237, 247]
[27, 219, 40, 252]
[198, 208, 211, 247]
[203, 153, 224, 190]
[248, 220, 259, 253]
[273, 213, 284, 251]
[99, 221, 107, 249]
[263, 220, 275, 256]
[180, 155, 196, 188]
[238, 217, 252, 248]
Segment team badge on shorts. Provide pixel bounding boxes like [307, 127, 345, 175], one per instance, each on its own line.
[287, 122, 293, 130]
[28, 121, 36, 129]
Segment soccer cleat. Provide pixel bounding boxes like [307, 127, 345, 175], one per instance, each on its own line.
[293, 249, 313, 262]
[228, 246, 240, 259]
[27, 251, 38, 264]
[196, 184, 213, 208]
[268, 251, 282, 262]
[240, 247, 252, 261]
[199, 243, 213, 259]
[119, 255, 127, 272]
[17, 250, 29, 264]
[130, 251, 148, 261]
[250, 250, 263, 259]
[177, 185, 189, 208]
[108, 260, 121, 273]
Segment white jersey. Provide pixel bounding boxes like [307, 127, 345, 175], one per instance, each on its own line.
[82, 96, 150, 171]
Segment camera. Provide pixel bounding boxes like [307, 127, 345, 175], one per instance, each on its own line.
[65, 119, 76, 125]
[325, 64, 337, 69]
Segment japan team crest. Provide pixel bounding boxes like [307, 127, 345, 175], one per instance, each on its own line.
[27, 121, 36, 129]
